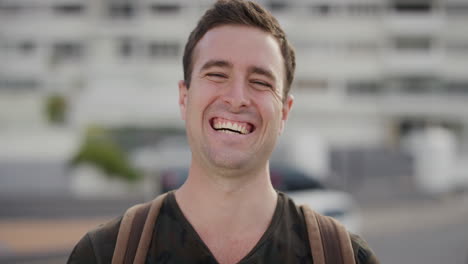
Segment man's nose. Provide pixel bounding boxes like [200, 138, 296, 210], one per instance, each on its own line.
[221, 79, 251, 110]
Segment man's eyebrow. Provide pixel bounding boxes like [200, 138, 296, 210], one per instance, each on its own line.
[248, 66, 276, 82]
[200, 60, 233, 72]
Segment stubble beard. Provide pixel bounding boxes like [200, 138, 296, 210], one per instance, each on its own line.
[199, 134, 279, 179]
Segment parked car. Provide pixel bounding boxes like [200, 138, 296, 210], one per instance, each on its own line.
[159, 166, 361, 233]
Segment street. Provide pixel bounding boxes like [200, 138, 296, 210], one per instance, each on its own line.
[1, 192, 467, 263]
[362, 193, 468, 264]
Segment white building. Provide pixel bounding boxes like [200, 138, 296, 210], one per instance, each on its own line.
[1, 0, 468, 193]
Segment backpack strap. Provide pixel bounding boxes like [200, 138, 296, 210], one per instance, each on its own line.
[301, 205, 356, 264]
[112, 193, 168, 264]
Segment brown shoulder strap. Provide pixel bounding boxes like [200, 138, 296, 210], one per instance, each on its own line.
[301, 205, 356, 264]
[133, 193, 167, 263]
[112, 193, 168, 264]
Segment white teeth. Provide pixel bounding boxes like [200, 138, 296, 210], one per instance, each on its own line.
[240, 126, 247, 134]
[213, 119, 249, 134]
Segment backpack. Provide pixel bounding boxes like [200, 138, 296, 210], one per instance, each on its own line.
[111, 193, 356, 264]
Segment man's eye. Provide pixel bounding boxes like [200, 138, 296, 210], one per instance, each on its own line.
[206, 73, 227, 78]
[251, 80, 272, 88]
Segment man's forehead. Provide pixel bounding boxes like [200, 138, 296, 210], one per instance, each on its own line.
[192, 25, 284, 76]
[196, 25, 279, 52]
[199, 58, 277, 82]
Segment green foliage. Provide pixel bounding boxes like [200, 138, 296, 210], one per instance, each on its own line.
[45, 93, 67, 124]
[70, 126, 142, 182]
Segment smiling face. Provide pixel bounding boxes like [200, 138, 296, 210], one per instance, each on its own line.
[179, 25, 293, 175]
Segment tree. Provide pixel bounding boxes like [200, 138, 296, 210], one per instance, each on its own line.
[45, 93, 67, 124]
[70, 126, 142, 182]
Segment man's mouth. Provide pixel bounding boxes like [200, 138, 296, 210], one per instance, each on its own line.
[210, 117, 254, 135]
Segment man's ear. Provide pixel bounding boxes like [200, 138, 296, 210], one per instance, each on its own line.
[178, 80, 188, 121]
[279, 94, 294, 134]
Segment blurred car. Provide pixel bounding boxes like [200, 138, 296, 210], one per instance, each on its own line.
[159, 166, 361, 233]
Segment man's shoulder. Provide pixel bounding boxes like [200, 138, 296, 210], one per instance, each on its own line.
[287, 193, 379, 264]
[87, 216, 122, 246]
[67, 216, 122, 264]
[350, 233, 379, 264]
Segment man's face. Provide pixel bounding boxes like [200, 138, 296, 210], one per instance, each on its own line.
[179, 25, 293, 173]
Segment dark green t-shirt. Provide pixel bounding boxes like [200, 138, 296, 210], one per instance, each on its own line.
[68, 192, 378, 264]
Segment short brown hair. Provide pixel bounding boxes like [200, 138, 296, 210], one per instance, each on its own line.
[182, 0, 296, 100]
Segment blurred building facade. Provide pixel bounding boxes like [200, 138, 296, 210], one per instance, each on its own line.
[1, 0, 468, 194]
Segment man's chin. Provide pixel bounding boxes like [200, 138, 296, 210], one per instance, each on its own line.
[207, 154, 256, 174]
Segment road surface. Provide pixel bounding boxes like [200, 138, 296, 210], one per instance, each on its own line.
[1, 193, 467, 263]
[361, 193, 468, 264]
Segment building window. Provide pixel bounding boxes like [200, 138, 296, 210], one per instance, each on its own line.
[0, 78, 40, 91]
[118, 38, 135, 58]
[3, 40, 37, 56]
[346, 3, 383, 16]
[150, 3, 181, 14]
[446, 41, 468, 54]
[445, 2, 468, 15]
[294, 40, 334, 55]
[268, 1, 288, 12]
[393, 36, 432, 52]
[347, 80, 382, 95]
[148, 42, 180, 58]
[53, 3, 85, 15]
[0, 2, 24, 15]
[391, 0, 433, 13]
[18, 41, 35, 55]
[346, 40, 379, 54]
[393, 76, 441, 94]
[52, 42, 83, 64]
[108, 1, 135, 19]
[446, 81, 468, 95]
[294, 78, 328, 91]
[310, 3, 338, 16]
[0, 2, 41, 16]
[0, 41, 6, 53]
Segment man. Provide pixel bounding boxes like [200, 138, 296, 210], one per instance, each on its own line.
[68, 1, 379, 263]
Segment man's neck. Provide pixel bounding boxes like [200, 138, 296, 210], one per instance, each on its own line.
[175, 162, 277, 218]
[174, 163, 278, 264]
